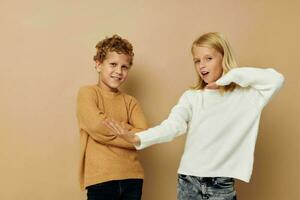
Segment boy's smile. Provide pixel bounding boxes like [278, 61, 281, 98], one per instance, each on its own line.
[96, 51, 131, 92]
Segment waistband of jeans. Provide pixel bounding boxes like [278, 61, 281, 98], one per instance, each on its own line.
[178, 174, 234, 183]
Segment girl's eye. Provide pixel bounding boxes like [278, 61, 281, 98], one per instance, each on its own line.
[122, 66, 129, 70]
[207, 57, 212, 61]
[110, 63, 117, 67]
[194, 60, 200, 64]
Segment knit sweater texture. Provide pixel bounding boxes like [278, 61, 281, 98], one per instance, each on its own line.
[135, 67, 284, 182]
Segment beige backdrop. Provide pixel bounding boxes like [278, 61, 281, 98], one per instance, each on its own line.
[1, 0, 299, 199]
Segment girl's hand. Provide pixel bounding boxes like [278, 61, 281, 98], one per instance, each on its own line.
[121, 121, 133, 131]
[205, 82, 219, 89]
[103, 119, 141, 146]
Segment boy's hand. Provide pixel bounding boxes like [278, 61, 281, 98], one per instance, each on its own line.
[103, 119, 141, 146]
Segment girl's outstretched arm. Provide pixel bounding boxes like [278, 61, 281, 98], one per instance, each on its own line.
[106, 90, 193, 150]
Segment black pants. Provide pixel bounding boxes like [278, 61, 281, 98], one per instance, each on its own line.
[86, 179, 143, 200]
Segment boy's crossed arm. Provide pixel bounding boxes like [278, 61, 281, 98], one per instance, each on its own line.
[77, 87, 136, 149]
[104, 119, 141, 147]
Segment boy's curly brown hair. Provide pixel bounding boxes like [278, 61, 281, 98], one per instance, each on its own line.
[93, 34, 134, 66]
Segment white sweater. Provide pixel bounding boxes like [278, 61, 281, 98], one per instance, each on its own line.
[136, 67, 284, 182]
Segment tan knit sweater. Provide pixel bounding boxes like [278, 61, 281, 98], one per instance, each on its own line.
[76, 85, 148, 190]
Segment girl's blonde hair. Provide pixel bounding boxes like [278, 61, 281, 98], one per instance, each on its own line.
[191, 32, 238, 92]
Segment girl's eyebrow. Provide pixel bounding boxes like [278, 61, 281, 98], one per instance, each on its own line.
[203, 53, 213, 57]
[193, 54, 212, 60]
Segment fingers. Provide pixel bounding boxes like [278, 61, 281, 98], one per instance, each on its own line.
[103, 119, 129, 136]
[121, 122, 133, 131]
[103, 119, 120, 135]
[205, 82, 219, 89]
[103, 119, 137, 144]
[112, 119, 128, 135]
[121, 121, 126, 129]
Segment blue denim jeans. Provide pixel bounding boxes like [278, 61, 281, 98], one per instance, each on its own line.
[86, 179, 143, 200]
[177, 174, 237, 200]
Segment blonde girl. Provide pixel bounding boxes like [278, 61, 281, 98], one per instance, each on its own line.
[105, 32, 284, 200]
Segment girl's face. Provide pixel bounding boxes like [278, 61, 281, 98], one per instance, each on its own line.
[96, 51, 131, 92]
[192, 45, 223, 84]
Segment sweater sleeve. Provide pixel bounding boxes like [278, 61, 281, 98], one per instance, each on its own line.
[76, 86, 135, 149]
[135, 90, 193, 150]
[216, 67, 285, 107]
[128, 97, 148, 133]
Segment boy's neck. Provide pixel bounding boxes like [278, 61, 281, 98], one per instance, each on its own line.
[97, 82, 120, 93]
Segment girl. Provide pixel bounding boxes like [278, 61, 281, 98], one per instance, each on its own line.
[104, 32, 284, 200]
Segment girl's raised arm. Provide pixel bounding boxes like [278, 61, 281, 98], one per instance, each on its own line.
[216, 67, 284, 107]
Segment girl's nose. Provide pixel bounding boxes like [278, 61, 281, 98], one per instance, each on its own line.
[199, 62, 205, 69]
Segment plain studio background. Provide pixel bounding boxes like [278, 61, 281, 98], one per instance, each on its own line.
[0, 0, 299, 199]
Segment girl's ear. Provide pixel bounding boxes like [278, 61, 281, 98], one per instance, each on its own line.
[95, 60, 101, 72]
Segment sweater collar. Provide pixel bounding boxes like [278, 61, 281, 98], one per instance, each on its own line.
[95, 84, 121, 98]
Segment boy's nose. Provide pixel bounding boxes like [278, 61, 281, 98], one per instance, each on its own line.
[115, 66, 122, 74]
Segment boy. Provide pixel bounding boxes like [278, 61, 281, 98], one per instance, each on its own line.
[76, 35, 147, 200]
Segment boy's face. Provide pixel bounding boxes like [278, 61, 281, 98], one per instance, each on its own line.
[192, 45, 223, 84]
[96, 51, 131, 92]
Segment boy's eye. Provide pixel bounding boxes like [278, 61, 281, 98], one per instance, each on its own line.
[110, 63, 117, 67]
[122, 65, 129, 70]
[207, 57, 212, 61]
[194, 60, 200, 64]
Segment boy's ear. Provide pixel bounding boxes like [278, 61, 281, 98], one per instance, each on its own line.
[96, 66, 101, 73]
[95, 60, 101, 72]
